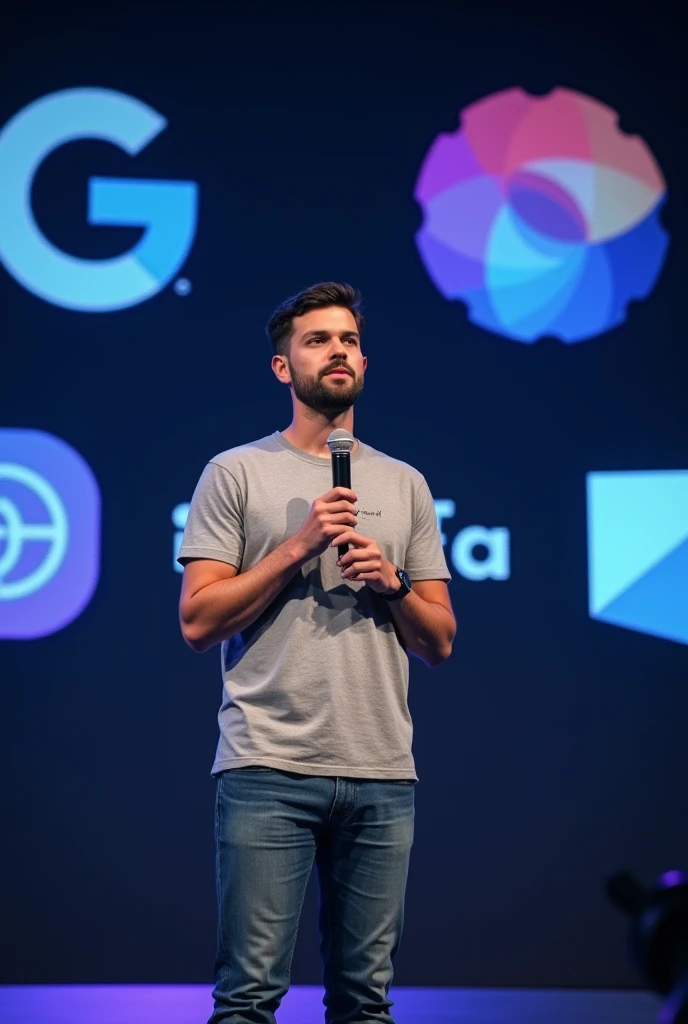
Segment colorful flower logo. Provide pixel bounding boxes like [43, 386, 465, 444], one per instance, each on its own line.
[415, 87, 668, 343]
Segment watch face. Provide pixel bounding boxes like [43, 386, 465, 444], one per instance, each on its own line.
[398, 568, 411, 589]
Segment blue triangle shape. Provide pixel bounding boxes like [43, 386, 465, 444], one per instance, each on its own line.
[595, 536, 688, 646]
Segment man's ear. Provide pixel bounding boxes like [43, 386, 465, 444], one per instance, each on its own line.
[271, 354, 292, 385]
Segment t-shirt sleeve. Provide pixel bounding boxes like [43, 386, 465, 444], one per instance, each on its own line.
[404, 476, 451, 582]
[177, 460, 245, 569]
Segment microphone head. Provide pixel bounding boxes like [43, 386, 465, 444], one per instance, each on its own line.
[326, 429, 355, 455]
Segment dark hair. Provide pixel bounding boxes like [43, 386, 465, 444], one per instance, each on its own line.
[266, 281, 364, 356]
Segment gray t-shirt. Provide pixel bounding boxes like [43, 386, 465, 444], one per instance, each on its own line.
[178, 431, 450, 780]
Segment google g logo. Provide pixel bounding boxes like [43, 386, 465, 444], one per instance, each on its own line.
[0, 88, 198, 312]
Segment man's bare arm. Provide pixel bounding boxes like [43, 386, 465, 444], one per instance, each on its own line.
[336, 530, 456, 668]
[179, 540, 307, 653]
[386, 579, 455, 668]
[179, 486, 358, 653]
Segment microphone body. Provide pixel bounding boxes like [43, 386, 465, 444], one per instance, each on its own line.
[326, 429, 355, 562]
[331, 451, 351, 561]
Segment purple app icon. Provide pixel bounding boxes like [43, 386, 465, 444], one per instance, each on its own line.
[0, 429, 100, 639]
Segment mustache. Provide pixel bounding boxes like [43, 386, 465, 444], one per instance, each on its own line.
[321, 363, 355, 378]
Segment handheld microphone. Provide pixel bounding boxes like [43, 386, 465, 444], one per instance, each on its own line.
[326, 429, 355, 561]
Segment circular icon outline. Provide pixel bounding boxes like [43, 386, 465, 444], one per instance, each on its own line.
[0, 462, 69, 600]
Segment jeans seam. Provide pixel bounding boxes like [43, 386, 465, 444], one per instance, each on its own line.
[214, 774, 226, 962]
[284, 852, 312, 986]
[321, 853, 343, 1014]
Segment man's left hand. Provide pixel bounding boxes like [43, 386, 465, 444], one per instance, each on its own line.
[333, 530, 399, 595]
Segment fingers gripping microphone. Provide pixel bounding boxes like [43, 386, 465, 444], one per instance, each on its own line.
[326, 429, 355, 561]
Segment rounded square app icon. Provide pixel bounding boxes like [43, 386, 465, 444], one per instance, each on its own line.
[0, 429, 101, 639]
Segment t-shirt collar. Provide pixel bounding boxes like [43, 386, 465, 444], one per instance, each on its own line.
[273, 430, 365, 466]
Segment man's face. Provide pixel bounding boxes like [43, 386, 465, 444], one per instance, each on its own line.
[280, 306, 367, 412]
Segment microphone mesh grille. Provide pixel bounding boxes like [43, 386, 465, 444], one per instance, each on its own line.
[326, 429, 355, 454]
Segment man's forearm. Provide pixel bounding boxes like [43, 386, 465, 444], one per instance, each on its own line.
[182, 540, 307, 653]
[387, 590, 455, 668]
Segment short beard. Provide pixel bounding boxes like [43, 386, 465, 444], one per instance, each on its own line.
[288, 362, 364, 414]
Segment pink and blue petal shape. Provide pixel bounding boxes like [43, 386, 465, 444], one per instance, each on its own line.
[414, 87, 669, 343]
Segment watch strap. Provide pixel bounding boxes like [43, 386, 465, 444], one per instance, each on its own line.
[381, 566, 411, 601]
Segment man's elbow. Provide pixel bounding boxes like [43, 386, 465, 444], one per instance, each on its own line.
[185, 634, 211, 654]
[426, 613, 457, 668]
[424, 640, 453, 668]
[182, 629, 206, 654]
[180, 615, 211, 654]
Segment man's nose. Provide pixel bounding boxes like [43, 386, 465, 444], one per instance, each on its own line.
[329, 338, 349, 358]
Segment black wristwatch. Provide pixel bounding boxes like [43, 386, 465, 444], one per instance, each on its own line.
[381, 566, 411, 601]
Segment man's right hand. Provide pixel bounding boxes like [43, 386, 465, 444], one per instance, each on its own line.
[293, 487, 358, 561]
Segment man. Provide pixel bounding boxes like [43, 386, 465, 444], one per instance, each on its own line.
[178, 282, 455, 1024]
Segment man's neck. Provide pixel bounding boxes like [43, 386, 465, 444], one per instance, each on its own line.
[281, 406, 357, 459]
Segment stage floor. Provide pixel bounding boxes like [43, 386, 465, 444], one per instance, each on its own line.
[0, 984, 660, 1023]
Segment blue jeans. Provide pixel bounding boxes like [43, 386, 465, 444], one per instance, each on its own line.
[209, 768, 415, 1024]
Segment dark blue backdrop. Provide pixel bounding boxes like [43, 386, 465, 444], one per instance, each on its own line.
[1, 0, 686, 989]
